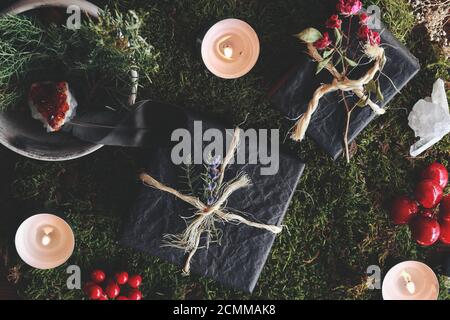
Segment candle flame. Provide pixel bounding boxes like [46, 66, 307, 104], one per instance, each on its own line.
[41, 226, 54, 247]
[42, 234, 51, 246]
[223, 46, 233, 59]
[400, 270, 416, 294]
[216, 35, 235, 60]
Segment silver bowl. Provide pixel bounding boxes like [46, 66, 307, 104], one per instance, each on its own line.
[0, 0, 105, 161]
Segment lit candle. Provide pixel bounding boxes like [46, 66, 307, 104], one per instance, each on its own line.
[201, 19, 260, 79]
[400, 270, 416, 294]
[382, 261, 439, 300]
[15, 214, 75, 269]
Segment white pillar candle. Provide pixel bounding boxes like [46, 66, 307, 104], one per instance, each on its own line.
[15, 214, 75, 269]
[201, 19, 260, 79]
[382, 261, 439, 300]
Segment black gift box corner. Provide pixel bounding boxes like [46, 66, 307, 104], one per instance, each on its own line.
[268, 19, 420, 160]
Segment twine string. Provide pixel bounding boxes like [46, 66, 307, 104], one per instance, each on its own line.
[291, 44, 386, 142]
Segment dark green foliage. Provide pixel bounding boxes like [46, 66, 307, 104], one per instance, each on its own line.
[0, 9, 159, 111]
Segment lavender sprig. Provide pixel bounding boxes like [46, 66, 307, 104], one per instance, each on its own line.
[204, 155, 221, 206]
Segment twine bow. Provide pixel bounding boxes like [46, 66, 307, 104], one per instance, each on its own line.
[139, 129, 282, 275]
[290, 43, 386, 142]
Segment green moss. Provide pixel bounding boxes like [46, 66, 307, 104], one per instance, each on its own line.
[0, 0, 448, 300]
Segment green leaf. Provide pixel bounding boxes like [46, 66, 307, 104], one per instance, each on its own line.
[316, 56, 332, 74]
[376, 81, 384, 101]
[344, 56, 358, 67]
[334, 28, 342, 46]
[365, 80, 377, 94]
[323, 49, 334, 59]
[295, 28, 322, 43]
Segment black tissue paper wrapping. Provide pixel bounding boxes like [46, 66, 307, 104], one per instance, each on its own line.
[67, 100, 306, 293]
[121, 147, 304, 293]
[269, 18, 420, 159]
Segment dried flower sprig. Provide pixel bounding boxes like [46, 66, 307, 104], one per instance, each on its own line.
[293, 0, 385, 162]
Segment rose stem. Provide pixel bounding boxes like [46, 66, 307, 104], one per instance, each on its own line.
[342, 91, 352, 163]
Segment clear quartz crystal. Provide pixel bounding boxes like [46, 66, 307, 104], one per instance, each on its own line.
[408, 78, 450, 157]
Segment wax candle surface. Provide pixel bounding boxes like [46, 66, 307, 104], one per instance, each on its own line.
[15, 214, 75, 269]
[382, 261, 439, 300]
[201, 19, 260, 79]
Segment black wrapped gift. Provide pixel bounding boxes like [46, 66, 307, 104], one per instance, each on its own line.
[269, 17, 420, 159]
[90, 102, 307, 293]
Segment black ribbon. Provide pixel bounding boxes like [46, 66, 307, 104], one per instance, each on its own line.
[63, 100, 190, 148]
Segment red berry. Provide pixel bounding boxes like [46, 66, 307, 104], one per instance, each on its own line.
[105, 281, 120, 299]
[90, 269, 106, 283]
[439, 219, 450, 245]
[116, 296, 128, 300]
[421, 162, 448, 189]
[115, 272, 129, 285]
[409, 216, 441, 246]
[127, 275, 142, 288]
[415, 179, 443, 208]
[83, 281, 95, 295]
[390, 196, 418, 224]
[440, 195, 450, 222]
[98, 295, 108, 300]
[128, 289, 143, 300]
[87, 284, 104, 300]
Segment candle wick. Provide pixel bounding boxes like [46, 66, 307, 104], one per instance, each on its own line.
[41, 226, 54, 246]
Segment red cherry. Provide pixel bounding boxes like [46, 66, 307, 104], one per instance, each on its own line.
[83, 281, 95, 295]
[127, 275, 142, 288]
[415, 179, 443, 208]
[421, 208, 435, 219]
[421, 162, 448, 189]
[439, 219, 450, 245]
[87, 284, 104, 300]
[440, 195, 450, 222]
[128, 289, 143, 300]
[105, 281, 120, 299]
[390, 196, 418, 224]
[90, 269, 106, 283]
[114, 271, 129, 285]
[409, 216, 441, 246]
[116, 296, 128, 300]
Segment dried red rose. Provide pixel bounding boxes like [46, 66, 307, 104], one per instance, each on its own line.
[313, 32, 332, 50]
[359, 12, 369, 25]
[370, 31, 381, 45]
[336, 0, 362, 16]
[326, 14, 342, 29]
[358, 25, 370, 40]
[358, 25, 381, 45]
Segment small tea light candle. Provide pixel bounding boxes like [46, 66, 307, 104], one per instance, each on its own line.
[382, 261, 439, 300]
[201, 18, 260, 79]
[15, 214, 75, 269]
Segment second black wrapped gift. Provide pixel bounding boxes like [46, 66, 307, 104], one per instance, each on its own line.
[269, 10, 420, 160]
